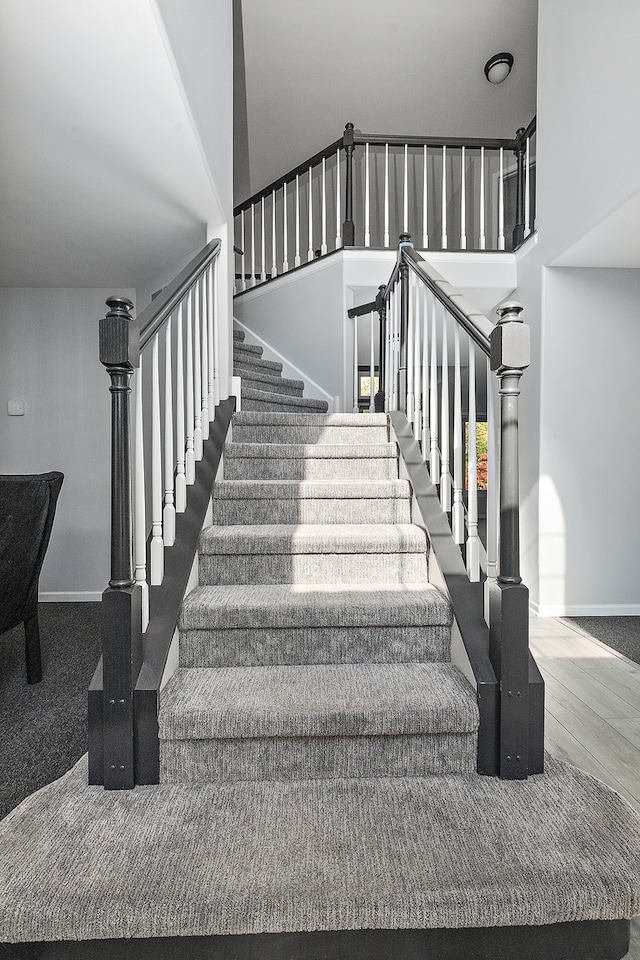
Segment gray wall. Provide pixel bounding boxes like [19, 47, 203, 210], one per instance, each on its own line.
[0, 287, 134, 598]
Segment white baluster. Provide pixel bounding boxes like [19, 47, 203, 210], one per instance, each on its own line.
[175, 300, 186, 512]
[240, 214, 246, 292]
[439, 304, 451, 510]
[484, 357, 498, 620]
[207, 261, 220, 410]
[295, 175, 301, 267]
[163, 315, 176, 547]
[524, 137, 531, 238]
[369, 310, 375, 413]
[429, 295, 440, 483]
[260, 197, 267, 281]
[452, 325, 464, 542]
[185, 288, 195, 485]
[201, 275, 209, 442]
[403, 143, 409, 234]
[466, 343, 480, 582]
[353, 314, 359, 413]
[384, 290, 392, 413]
[282, 182, 289, 272]
[307, 165, 314, 262]
[335, 148, 342, 249]
[193, 279, 203, 462]
[479, 147, 486, 250]
[364, 143, 370, 248]
[413, 281, 421, 439]
[441, 145, 448, 249]
[421, 288, 429, 457]
[406, 281, 414, 425]
[460, 146, 467, 250]
[498, 146, 505, 250]
[133, 364, 149, 632]
[150, 333, 164, 585]
[250, 203, 256, 287]
[422, 145, 429, 249]
[321, 157, 327, 255]
[384, 143, 390, 248]
[271, 189, 277, 278]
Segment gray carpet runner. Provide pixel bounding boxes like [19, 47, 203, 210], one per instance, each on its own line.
[158, 334, 477, 783]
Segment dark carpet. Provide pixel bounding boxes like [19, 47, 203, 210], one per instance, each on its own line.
[564, 616, 640, 666]
[0, 603, 101, 820]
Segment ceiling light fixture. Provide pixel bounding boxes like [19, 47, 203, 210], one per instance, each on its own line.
[484, 52, 514, 84]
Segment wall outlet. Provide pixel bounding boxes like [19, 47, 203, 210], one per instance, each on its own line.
[7, 399, 26, 416]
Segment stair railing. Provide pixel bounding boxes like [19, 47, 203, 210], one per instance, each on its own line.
[234, 119, 536, 291]
[91, 239, 233, 790]
[351, 233, 544, 779]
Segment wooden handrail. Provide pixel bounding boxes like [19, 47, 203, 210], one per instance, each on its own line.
[234, 139, 343, 215]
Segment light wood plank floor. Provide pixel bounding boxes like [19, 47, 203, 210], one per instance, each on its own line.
[530, 615, 640, 959]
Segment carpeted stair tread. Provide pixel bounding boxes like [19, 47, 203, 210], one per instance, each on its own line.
[3, 756, 640, 941]
[225, 441, 397, 459]
[233, 329, 245, 341]
[199, 524, 426, 555]
[180, 582, 451, 630]
[213, 479, 410, 500]
[241, 387, 329, 413]
[233, 355, 284, 375]
[234, 369, 304, 396]
[233, 341, 263, 357]
[233, 412, 388, 426]
[158, 663, 479, 740]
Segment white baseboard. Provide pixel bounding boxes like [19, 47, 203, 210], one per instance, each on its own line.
[39, 591, 102, 602]
[533, 601, 640, 617]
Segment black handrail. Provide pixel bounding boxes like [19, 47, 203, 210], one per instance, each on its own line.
[354, 133, 519, 150]
[234, 138, 343, 215]
[138, 239, 221, 351]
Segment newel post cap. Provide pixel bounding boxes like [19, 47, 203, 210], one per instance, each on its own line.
[490, 301, 529, 372]
[99, 296, 139, 369]
[399, 232, 413, 248]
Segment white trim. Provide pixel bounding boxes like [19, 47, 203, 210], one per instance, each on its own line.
[39, 591, 102, 602]
[531, 600, 640, 617]
[233, 317, 333, 405]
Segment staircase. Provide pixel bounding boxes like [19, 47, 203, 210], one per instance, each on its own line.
[233, 332, 329, 414]
[158, 330, 479, 783]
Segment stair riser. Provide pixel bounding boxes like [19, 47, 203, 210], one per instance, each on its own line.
[242, 397, 329, 414]
[199, 553, 428, 586]
[239, 378, 304, 398]
[231, 426, 389, 444]
[160, 733, 476, 783]
[179, 625, 451, 668]
[212, 499, 412, 524]
[224, 458, 398, 480]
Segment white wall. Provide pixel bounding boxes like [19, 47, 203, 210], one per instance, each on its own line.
[536, 267, 640, 615]
[0, 288, 135, 599]
[538, 0, 640, 265]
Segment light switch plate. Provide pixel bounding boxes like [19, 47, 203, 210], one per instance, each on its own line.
[8, 399, 26, 416]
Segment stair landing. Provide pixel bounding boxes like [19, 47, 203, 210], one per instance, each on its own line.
[0, 754, 639, 950]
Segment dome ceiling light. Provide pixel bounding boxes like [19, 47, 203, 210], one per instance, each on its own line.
[484, 52, 514, 84]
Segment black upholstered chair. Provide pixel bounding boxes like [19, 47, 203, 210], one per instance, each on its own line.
[0, 472, 64, 683]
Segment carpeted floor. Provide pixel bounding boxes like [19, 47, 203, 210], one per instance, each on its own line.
[565, 617, 640, 665]
[0, 602, 101, 820]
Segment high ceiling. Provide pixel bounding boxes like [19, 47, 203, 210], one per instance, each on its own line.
[235, 0, 538, 202]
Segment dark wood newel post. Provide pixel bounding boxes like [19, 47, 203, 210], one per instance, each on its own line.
[342, 122, 355, 246]
[512, 127, 526, 249]
[375, 284, 386, 412]
[397, 233, 413, 413]
[95, 296, 142, 790]
[488, 301, 533, 779]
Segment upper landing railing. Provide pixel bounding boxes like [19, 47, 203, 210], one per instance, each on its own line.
[234, 117, 536, 291]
